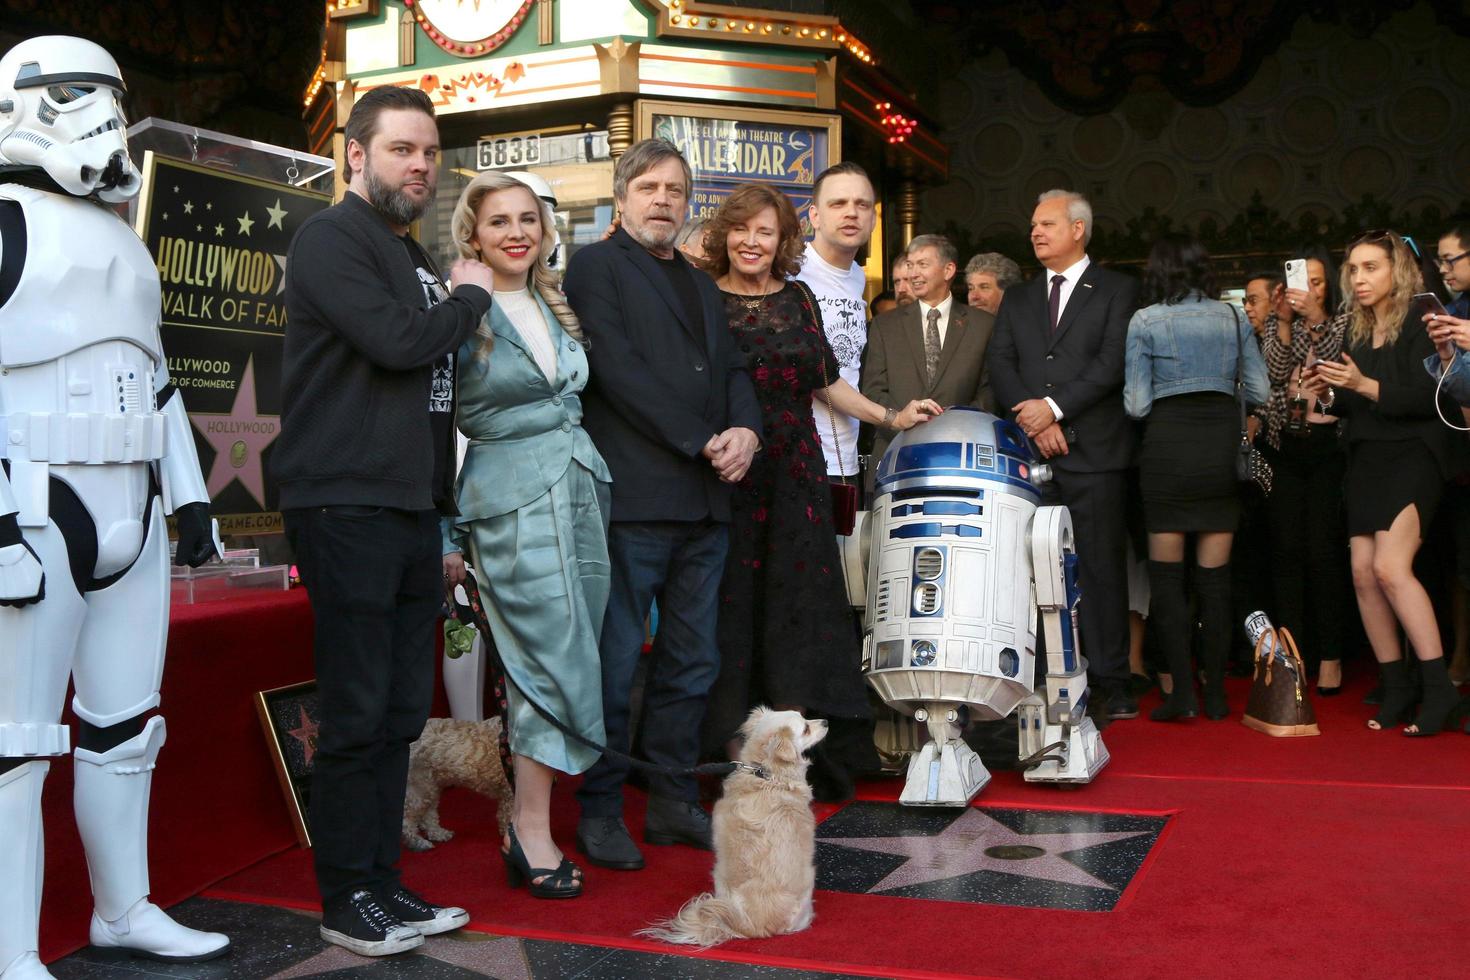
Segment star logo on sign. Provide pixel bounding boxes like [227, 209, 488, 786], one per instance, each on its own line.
[214, 223, 224, 237]
[237, 211, 254, 236]
[183, 200, 193, 214]
[265, 198, 288, 230]
[190, 356, 279, 509]
[286, 706, 318, 765]
[822, 807, 1150, 893]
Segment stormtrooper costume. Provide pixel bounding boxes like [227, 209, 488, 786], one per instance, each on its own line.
[0, 36, 229, 979]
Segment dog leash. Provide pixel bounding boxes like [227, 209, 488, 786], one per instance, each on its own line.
[453, 575, 766, 781]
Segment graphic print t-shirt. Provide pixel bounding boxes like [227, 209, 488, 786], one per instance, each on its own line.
[401, 237, 454, 508]
[795, 242, 868, 475]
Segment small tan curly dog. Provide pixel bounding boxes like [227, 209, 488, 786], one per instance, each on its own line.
[401, 716, 513, 852]
[640, 707, 827, 947]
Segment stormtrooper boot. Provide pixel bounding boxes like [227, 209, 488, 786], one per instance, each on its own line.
[73, 717, 230, 962]
[0, 762, 54, 980]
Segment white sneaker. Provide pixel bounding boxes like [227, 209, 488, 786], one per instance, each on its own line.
[88, 899, 230, 962]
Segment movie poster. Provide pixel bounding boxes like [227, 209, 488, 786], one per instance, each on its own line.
[134, 153, 330, 535]
[651, 112, 831, 236]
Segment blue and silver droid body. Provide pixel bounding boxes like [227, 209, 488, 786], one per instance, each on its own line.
[863, 407, 1109, 805]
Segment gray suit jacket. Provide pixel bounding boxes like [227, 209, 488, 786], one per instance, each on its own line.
[860, 298, 996, 466]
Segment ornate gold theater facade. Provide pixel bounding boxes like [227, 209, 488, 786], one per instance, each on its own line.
[311, 0, 948, 291]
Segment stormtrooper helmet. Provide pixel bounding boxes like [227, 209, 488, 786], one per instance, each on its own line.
[506, 170, 562, 271]
[0, 35, 140, 202]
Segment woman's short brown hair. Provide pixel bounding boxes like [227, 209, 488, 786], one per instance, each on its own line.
[701, 183, 804, 280]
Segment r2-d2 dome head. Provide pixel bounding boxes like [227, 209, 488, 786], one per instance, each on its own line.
[506, 170, 562, 272]
[0, 35, 140, 202]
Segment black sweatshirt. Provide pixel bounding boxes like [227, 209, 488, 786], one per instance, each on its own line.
[275, 192, 491, 513]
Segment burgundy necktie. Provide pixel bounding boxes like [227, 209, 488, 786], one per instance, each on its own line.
[1048, 274, 1066, 334]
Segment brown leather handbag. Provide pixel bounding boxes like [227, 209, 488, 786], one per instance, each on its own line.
[1242, 625, 1320, 737]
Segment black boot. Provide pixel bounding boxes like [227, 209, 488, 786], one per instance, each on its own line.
[1195, 565, 1232, 720]
[1368, 659, 1414, 731]
[1404, 658, 1469, 737]
[1147, 561, 1198, 721]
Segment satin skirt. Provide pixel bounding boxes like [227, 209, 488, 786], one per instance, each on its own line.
[462, 460, 611, 774]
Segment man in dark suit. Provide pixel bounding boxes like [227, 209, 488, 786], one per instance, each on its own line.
[563, 139, 761, 870]
[861, 234, 995, 469]
[989, 189, 1139, 720]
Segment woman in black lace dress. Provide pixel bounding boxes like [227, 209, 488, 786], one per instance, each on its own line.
[698, 183, 939, 798]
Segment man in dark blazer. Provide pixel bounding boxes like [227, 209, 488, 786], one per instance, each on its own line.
[989, 189, 1139, 720]
[861, 233, 995, 470]
[563, 139, 761, 871]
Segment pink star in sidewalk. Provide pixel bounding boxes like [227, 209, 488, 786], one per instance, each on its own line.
[191, 356, 279, 509]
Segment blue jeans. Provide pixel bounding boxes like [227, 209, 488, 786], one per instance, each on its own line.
[577, 520, 727, 816]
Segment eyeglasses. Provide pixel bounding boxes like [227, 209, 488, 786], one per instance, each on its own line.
[1347, 228, 1414, 256]
[1436, 250, 1470, 270]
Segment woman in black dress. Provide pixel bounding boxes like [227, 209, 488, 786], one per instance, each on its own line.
[1124, 235, 1269, 721]
[1304, 230, 1463, 735]
[698, 183, 939, 797]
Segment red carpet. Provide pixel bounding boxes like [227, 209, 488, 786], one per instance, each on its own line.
[205, 671, 1470, 980]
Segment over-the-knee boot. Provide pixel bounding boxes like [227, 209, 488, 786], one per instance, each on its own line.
[0, 760, 51, 980]
[74, 717, 230, 961]
[1147, 561, 1197, 721]
[1195, 565, 1232, 720]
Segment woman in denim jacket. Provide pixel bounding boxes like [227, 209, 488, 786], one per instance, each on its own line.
[1125, 235, 1268, 722]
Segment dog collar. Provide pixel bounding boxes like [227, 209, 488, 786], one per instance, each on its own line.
[732, 762, 771, 780]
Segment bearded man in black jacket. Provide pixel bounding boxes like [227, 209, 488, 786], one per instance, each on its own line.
[275, 86, 494, 957]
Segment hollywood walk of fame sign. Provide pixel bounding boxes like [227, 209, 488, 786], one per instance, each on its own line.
[815, 802, 1170, 912]
[134, 152, 330, 535]
[255, 680, 321, 848]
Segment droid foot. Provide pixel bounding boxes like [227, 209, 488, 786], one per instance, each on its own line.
[899, 739, 990, 806]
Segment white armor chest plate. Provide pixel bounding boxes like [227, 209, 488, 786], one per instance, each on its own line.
[0, 183, 162, 368]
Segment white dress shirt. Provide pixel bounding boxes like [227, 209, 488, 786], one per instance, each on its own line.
[918, 293, 955, 346]
[1041, 255, 1091, 420]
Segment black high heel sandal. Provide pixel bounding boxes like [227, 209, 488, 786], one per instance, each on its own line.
[1405, 660, 1468, 737]
[502, 824, 581, 899]
[1367, 660, 1413, 731]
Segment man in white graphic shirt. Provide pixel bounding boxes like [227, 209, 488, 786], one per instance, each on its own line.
[796, 162, 877, 487]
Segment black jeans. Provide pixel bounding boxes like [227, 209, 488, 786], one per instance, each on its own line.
[1263, 426, 1350, 666]
[284, 505, 441, 909]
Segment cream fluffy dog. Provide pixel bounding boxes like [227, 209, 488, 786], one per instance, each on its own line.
[401, 716, 513, 851]
[640, 708, 827, 947]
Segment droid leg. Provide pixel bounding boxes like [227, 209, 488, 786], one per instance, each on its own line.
[1, 523, 85, 980]
[1021, 506, 1109, 783]
[70, 499, 228, 962]
[900, 704, 990, 806]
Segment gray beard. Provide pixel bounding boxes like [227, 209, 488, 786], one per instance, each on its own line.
[625, 215, 679, 254]
[364, 162, 432, 227]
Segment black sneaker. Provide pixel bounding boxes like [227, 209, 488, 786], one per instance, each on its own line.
[379, 886, 469, 936]
[320, 889, 423, 957]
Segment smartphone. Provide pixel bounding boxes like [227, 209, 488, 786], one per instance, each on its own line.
[1409, 291, 1449, 325]
[1285, 259, 1309, 292]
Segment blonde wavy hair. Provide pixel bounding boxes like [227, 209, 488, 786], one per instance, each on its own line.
[450, 171, 583, 360]
[1339, 230, 1424, 349]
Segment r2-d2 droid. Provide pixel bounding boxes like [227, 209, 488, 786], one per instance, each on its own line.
[863, 407, 1108, 806]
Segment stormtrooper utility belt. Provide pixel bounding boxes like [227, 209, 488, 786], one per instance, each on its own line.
[1, 411, 166, 527]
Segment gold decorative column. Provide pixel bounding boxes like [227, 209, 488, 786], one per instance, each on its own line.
[538, 0, 554, 45]
[896, 176, 919, 248]
[607, 101, 634, 161]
